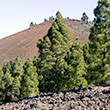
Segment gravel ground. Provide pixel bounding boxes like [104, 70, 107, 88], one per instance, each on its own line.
[0, 85, 110, 110]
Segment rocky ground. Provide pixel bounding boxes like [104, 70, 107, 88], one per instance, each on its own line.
[0, 85, 110, 110]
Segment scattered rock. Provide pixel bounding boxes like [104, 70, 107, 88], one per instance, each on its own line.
[0, 85, 110, 110]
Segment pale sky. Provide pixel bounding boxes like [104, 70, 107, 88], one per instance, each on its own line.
[0, 0, 98, 39]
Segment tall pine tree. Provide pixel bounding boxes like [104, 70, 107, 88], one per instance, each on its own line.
[21, 59, 39, 98]
[85, 0, 110, 84]
[2, 57, 23, 102]
[37, 11, 72, 92]
[0, 68, 5, 104]
[81, 12, 89, 24]
[11, 57, 24, 79]
[65, 39, 88, 88]
[2, 71, 14, 103]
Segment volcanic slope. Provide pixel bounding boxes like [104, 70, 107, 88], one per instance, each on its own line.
[0, 19, 91, 67]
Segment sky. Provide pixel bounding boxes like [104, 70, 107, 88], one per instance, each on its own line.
[0, 0, 98, 39]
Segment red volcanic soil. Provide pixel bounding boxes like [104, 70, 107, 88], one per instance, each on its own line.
[0, 19, 91, 67]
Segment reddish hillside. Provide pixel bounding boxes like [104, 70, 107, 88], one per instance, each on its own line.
[0, 19, 91, 67]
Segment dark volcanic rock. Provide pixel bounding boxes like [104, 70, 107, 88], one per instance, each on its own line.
[0, 85, 110, 110]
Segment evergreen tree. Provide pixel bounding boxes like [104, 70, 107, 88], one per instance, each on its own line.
[2, 62, 11, 74]
[86, 0, 110, 84]
[29, 21, 36, 28]
[53, 57, 68, 91]
[81, 12, 89, 24]
[33, 56, 43, 82]
[11, 76, 21, 101]
[44, 18, 48, 22]
[10, 57, 23, 100]
[0, 68, 5, 104]
[83, 42, 92, 64]
[21, 59, 39, 98]
[2, 57, 23, 79]
[11, 57, 24, 79]
[49, 16, 54, 21]
[65, 40, 88, 88]
[3, 71, 14, 103]
[2, 57, 23, 102]
[37, 11, 72, 92]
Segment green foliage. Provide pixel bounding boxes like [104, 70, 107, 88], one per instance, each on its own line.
[89, 0, 110, 42]
[29, 21, 36, 27]
[2, 6, 110, 103]
[64, 17, 70, 19]
[0, 56, 40, 103]
[85, 0, 110, 84]
[49, 16, 54, 21]
[21, 59, 39, 98]
[66, 17, 70, 19]
[81, 12, 89, 24]
[65, 42, 88, 88]
[44, 18, 48, 22]
[0, 68, 5, 104]
[37, 11, 72, 93]
[1, 57, 23, 102]
[11, 57, 24, 79]
[11, 76, 21, 101]
[3, 71, 14, 102]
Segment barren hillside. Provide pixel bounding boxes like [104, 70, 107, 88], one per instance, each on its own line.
[0, 19, 91, 67]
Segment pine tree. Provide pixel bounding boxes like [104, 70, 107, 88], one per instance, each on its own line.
[49, 16, 54, 21]
[86, 0, 110, 84]
[65, 40, 88, 88]
[2, 57, 23, 79]
[10, 57, 23, 100]
[2, 57, 23, 102]
[81, 12, 89, 24]
[44, 18, 48, 22]
[11, 76, 21, 101]
[0, 68, 5, 104]
[29, 21, 36, 28]
[3, 71, 14, 102]
[2, 62, 11, 74]
[11, 57, 24, 79]
[37, 11, 72, 92]
[33, 56, 43, 82]
[21, 59, 39, 98]
[53, 57, 68, 91]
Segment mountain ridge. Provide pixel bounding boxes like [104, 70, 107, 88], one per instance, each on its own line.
[0, 19, 91, 67]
